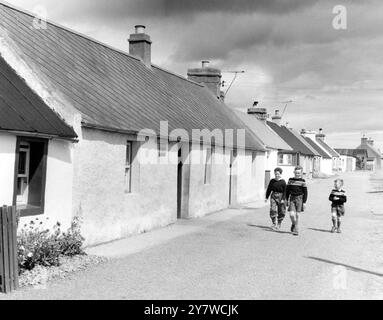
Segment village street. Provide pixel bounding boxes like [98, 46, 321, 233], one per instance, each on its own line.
[2, 171, 383, 300]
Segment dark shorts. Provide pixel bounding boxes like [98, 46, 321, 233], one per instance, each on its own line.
[288, 195, 304, 213]
[270, 192, 286, 221]
[332, 205, 345, 217]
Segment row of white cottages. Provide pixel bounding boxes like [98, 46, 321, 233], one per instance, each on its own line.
[0, 4, 341, 246]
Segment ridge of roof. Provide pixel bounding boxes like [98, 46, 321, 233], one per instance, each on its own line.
[0, 2, 139, 62]
[151, 64, 204, 88]
[267, 121, 316, 156]
[304, 136, 331, 159]
[234, 110, 293, 151]
[288, 128, 320, 156]
[0, 3, 266, 151]
[0, 1, 205, 89]
[316, 138, 340, 157]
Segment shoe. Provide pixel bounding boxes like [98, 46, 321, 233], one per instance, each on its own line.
[331, 226, 337, 233]
[337, 228, 341, 234]
[292, 224, 299, 236]
[290, 224, 295, 233]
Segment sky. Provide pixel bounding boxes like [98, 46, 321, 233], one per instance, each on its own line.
[3, 0, 383, 151]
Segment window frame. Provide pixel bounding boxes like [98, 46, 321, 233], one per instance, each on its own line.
[12, 136, 48, 217]
[278, 153, 294, 166]
[125, 141, 133, 193]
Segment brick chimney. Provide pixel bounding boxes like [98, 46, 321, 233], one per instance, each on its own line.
[316, 128, 326, 141]
[301, 129, 316, 140]
[361, 135, 368, 146]
[128, 25, 152, 67]
[187, 61, 222, 98]
[271, 109, 282, 126]
[247, 101, 267, 121]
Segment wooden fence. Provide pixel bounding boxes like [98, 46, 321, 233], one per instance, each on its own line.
[0, 206, 19, 293]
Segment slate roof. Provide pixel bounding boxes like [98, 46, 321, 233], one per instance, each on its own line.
[335, 149, 360, 158]
[234, 110, 292, 151]
[316, 139, 340, 157]
[305, 137, 331, 159]
[266, 121, 317, 156]
[288, 128, 321, 157]
[355, 143, 382, 159]
[0, 55, 77, 139]
[0, 3, 265, 150]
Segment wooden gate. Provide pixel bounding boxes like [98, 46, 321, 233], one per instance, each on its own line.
[0, 206, 19, 293]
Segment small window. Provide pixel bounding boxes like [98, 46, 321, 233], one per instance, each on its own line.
[204, 147, 212, 185]
[252, 152, 257, 177]
[278, 153, 293, 166]
[125, 142, 133, 193]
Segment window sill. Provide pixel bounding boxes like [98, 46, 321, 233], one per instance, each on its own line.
[17, 205, 44, 217]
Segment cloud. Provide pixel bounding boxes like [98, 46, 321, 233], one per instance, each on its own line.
[3, 0, 383, 150]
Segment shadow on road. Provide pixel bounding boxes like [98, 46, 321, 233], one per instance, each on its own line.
[247, 224, 291, 235]
[307, 227, 332, 233]
[305, 256, 383, 277]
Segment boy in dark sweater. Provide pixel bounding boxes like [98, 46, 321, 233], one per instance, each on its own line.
[329, 179, 347, 233]
[265, 167, 287, 230]
[286, 166, 308, 236]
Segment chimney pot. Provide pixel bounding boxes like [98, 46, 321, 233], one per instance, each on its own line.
[202, 60, 210, 68]
[271, 109, 282, 125]
[316, 128, 326, 141]
[247, 106, 267, 121]
[135, 25, 146, 34]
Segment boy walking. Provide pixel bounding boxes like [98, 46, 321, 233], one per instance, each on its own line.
[265, 167, 287, 230]
[329, 179, 347, 233]
[286, 166, 308, 236]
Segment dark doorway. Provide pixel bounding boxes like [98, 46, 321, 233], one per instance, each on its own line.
[177, 147, 183, 219]
[13, 137, 48, 216]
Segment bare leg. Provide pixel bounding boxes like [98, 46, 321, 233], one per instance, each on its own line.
[289, 211, 296, 233]
[331, 211, 337, 233]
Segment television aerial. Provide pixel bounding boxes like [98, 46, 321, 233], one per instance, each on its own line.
[221, 70, 245, 98]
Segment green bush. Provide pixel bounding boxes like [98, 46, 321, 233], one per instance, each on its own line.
[17, 217, 85, 273]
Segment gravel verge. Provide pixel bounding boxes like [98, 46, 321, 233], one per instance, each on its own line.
[19, 255, 108, 288]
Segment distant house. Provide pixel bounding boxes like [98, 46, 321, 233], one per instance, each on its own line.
[302, 134, 331, 175]
[234, 104, 293, 186]
[0, 4, 268, 246]
[356, 136, 382, 171]
[267, 115, 320, 179]
[301, 129, 340, 175]
[334, 149, 358, 172]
